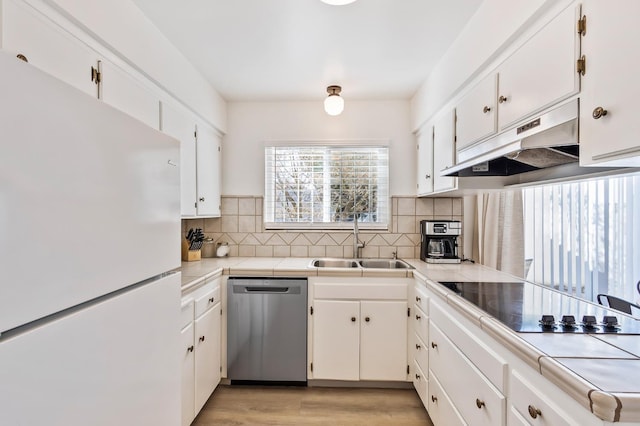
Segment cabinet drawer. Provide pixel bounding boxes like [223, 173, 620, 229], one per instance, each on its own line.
[412, 359, 428, 408]
[510, 370, 571, 426]
[180, 299, 194, 329]
[429, 322, 505, 426]
[314, 281, 408, 300]
[413, 284, 429, 314]
[428, 369, 467, 426]
[413, 305, 428, 344]
[431, 301, 506, 392]
[413, 332, 428, 374]
[194, 280, 221, 318]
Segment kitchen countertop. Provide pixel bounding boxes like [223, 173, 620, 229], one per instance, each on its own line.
[178, 257, 640, 423]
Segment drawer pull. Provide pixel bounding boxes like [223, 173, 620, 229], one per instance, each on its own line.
[365, 316, 371, 322]
[476, 398, 485, 409]
[199, 336, 205, 342]
[415, 373, 421, 380]
[187, 345, 194, 353]
[499, 95, 508, 104]
[351, 317, 356, 322]
[415, 314, 422, 320]
[431, 395, 437, 403]
[415, 343, 421, 350]
[208, 297, 215, 303]
[528, 405, 542, 419]
[592, 106, 608, 120]
[416, 296, 421, 302]
[431, 342, 438, 349]
[483, 105, 491, 113]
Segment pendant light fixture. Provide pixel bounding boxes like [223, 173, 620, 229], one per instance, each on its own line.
[320, 0, 358, 5]
[324, 85, 344, 116]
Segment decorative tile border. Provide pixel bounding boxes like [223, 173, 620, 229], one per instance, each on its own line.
[183, 196, 463, 259]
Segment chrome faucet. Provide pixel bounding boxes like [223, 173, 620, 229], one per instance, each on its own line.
[353, 214, 365, 258]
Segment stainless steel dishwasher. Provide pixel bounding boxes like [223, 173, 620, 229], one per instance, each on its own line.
[227, 277, 307, 384]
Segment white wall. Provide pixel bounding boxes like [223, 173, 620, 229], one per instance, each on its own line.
[410, 0, 565, 131]
[38, 0, 227, 132]
[223, 100, 415, 196]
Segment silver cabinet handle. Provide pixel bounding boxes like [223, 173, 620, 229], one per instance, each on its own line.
[199, 197, 205, 202]
[483, 106, 491, 113]
[498, 95, 508, 103]
[592, 106, 608, 119]
[425, 174, 431, 180]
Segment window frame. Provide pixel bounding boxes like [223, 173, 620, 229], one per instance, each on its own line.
[263, 140, 390, 231]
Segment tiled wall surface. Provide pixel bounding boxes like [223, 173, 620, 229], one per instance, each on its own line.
[182, 196, 463, 259]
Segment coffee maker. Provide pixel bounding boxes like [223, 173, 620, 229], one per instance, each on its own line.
[420, 220, 461, 263]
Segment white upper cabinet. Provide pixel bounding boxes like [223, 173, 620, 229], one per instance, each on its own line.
[195, 121, 222, 217]
[161, 101, 198, 217]
[579, 1, 640, 166]
[1, 0, 99, 97]
[496, 3, 580, 131]
[416, 124, 434, 196]
[100, 60, 160, 130]
[433, 110, 457, 193]
[455, 74, 498, 150]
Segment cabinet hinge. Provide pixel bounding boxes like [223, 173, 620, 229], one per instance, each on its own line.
[310, 306, 314, 315]
[577, 15, 587, 36]
[310, 362, 313, 372]
[407, 307, 410, 317]
[407, 365, 410, 375]
[194, 202, 198, 208]
[220, 366, 222, 372]
[218, 146, 221, 152]
[577, 55, 586, 76]
[416, 144, 419, 151]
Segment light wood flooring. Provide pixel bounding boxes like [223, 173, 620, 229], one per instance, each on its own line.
[192, 385, 434, 425]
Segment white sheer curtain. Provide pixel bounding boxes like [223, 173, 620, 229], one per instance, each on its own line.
[473, 190, 525, 278]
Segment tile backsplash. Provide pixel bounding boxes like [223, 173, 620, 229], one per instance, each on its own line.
[182, 196, 463, 259]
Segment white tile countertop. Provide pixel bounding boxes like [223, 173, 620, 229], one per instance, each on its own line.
[178, 257, 640, 423]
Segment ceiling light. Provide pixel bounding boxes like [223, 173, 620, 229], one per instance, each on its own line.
[320, 0, 358, 5]
[324, 85, 344, 116]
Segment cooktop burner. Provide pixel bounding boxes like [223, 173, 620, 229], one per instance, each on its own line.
[438, 281, 640, 334]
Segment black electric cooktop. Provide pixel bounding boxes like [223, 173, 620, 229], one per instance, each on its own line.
[438, 281, 640, 334]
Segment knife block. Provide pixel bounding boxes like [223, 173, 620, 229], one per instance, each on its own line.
[181, 239, 201, 262]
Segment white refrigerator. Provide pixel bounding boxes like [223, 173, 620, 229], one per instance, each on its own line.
[0, 51, 182, 425]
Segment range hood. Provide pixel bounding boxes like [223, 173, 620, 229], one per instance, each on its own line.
[443, 100, 579, 177]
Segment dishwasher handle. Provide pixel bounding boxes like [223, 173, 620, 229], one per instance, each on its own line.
[243, 286, 290, 293]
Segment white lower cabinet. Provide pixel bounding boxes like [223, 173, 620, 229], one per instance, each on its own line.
[181, 276, 222, 426]
[510, 370, 571, 426]
[428, 369, 467, 426]
[309, 278, 410, 382]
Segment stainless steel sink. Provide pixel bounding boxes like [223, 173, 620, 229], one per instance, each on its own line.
[309, 258, 359, 268]
[358, 259, 413, 269]
[309, 258, 413, 269]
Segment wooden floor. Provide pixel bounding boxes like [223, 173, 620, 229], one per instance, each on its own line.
[192, 385, 434, 426]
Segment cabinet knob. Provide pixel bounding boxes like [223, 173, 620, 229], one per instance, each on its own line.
[415, 373, 420, 380]
[365, 317, 370, 322]
[16, 53, 28, 63]
[187, 345, 194, 353]
[415, 314, 421, 320]
[528, 405, 542, 419]
[425, 174, 431, 180]
[431, 395, 438, 403]
[416, 296, 421, 302]
[498, 95, 508, 104]
[416, 344, 421, 350]
[209, 297, 215, 303]
[483, 105, 491, 113]
[199, 197, 206, 202]
[476, 398, 485, 409]
[199, 336, 205, 342]
[592, 106, 608, 119]
[431, 342, 438, 349]
[351, 317, 356, 322]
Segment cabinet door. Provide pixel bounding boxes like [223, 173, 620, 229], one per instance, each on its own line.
[510, 370, 571, 426]
[412, 360, 428, 408]
[100, 60, 160, 130]
[456, 74, 498, 150]
[579, 1, 640, 166]
[497, 4, 579, 130]
[433, 110, 457, 193]
[416, 125, 434, 196]
[312, 300, 360, 380]
[180, 323, 195, 426]
[360, 301, 407, 381]
[161, 102, 197, 216]
[194, 303, 221, 413]
[195, 122, 222, 217]
[2, 0, 98, 97]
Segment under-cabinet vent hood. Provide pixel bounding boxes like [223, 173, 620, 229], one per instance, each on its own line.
[443, 100, 579, 177]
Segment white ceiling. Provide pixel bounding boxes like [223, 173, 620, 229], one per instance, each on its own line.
[131, 0, 483, 102]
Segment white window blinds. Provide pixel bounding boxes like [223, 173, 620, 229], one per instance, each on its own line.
[523, 173, 640, 304]
[264, 145, 389, 229]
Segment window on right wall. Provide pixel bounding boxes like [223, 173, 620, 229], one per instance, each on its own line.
[523, 172, 640, 305]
